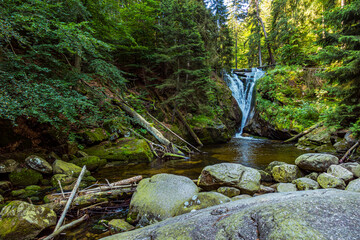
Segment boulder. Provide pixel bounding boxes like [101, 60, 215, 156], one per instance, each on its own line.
[271, 164, 301, 183]
[277, 183, 297, 192]
[197, 163, 261, 194]
[51, 174, 76, 187]
[340, 162, 360, 178]
[84, 138, 154, 163]
[295, 153, 339, 172]
[0, 181, 11, 191]
[296, 126, 334, 150]
[264, 161, 286, 173]
[259, 185, 276, 194]
[258, 170, 273, 182]
[217, 187, 240, 198]
[108, 219, 135, 234]
[11, 185, 42, 201]
[25, 155, 52, 174]
[231, 194, 252, 201]
[327, 165, 353, 182]
[292, 177, 320, 190]
[0, 159, 18, 173]
[100, 190, 360, 240]
[176, 192, 231, 215]
[317, 173, 346, 189]
[70, 156, 106, 171]
[0, 201, 57, 240]
[191, 118, 231, 144]
[304, 172, 319, 181]
[333, 139, 350, 152]
[52, 160, 89, 177]
[346, 178, 360, 192]
[127, 174, 198, 225]
[9, 168, 43, 186]
[80, 128, 109, 145]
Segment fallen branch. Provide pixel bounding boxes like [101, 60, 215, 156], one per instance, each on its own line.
[175, 109, 203, 147]
[53, 165, 87, 232]
[147, 112, 201, 152]
[283, 122, 323, 143]
[340, 140, 360, 163]
[43, 214, 88, 240]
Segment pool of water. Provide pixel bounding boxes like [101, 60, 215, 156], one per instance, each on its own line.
[94, 137, 310, 181]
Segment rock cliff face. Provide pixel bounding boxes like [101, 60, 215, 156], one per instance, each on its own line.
[101, 189, 360, 240]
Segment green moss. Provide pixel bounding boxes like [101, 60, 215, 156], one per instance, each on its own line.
[70, 156, 107, 171]
[9, 168, 43, 186]
[80, 128, 109, 144]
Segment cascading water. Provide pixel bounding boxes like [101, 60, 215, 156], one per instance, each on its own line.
[225, 68, 264, 138]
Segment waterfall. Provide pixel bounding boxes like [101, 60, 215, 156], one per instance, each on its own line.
[225, 68, 264, 138]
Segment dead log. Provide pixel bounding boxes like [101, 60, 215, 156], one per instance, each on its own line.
[43, 214, 88, 240]
[283, 122, 322, 143]
[175, 110, 203, 147]
[112, 99, 171, 147]
[340, 140, 360, 163]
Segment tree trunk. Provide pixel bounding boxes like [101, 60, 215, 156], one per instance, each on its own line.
[74, 54, 81, 72]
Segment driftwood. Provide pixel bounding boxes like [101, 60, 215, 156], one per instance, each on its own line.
[283, 122, 323, 143]
[147, 112, 201, 152]
[112, 99, 172, 147]
[175, 109, 203, 147]
[54, 166, 87, 232]
[43, 214, 89, 240]
[340, 140, 360, 163]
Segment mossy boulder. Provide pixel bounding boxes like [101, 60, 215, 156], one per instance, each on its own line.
[296, 126, 335, 150]
[70, 156, 107, 171]
[217, 186, 241, 197]
[52, 160, 89, 177]
[231, 194, 252, 201]
[327, 165, 353, 182]
[84, 138, 154, 163]
[271, 164, 302, 183]
[101, 190, 360, 240]
[304, 172, 319, 181]
[0, 201, 57, 240]
[292, 177, 320, 190]
[9, 168, 43, 186]
[197, 163, 261, 194]
[264, 161, 287, 173]
[340, 162, 360, 178]
[176, 192, 231, 215]
[0, 159, 18, 173]
[317, 173, 346, 189]
[277, 183, 297, 192]
[258, 170, 273, 182]
[80, 128, 109, 145]
[0, 181, 12, 191]
[51, 174, 76, 187]
[295, 153, 339, 172]
[127, 174, 198, 225]
[25, 155, 52, 174]
[11, 185, 42, 201]
[346, 178, 360, 192]
[108, 219, 135, 234]
[191, 117, 231, 144]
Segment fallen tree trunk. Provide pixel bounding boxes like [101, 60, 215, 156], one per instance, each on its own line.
[112, 100, 171, 147]
[175, 109, 203, 147]
[43, 214, 88, 240]
[340, 140, 360, 163]
[283, 122, 322, 143]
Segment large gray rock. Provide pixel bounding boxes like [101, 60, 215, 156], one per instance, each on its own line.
[0, 201, 57, 240]
[295, 153, 339, 172]
[198, 163, 261, 194]
[292, 177, 320, 190]
[25, 155, 52, 174]
[277, 183, 297, 192]
[127, 174, 198, 225]
[271, 164, 301, 183]
[317, 173, 346, 189]
[327, 165, 353, 182]
[346, 178, 360, 192]
[340, 162, 360, 178]
[101, 190, 360, 240]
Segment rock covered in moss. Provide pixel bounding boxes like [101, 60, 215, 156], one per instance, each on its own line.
[11, 185, 42, 201]
[101, 190, 360, 240]
[127, 174, 198, 225]
[292, 177, 319, 190]
[296, 126, 335, 150]
[327, 165, 353, 182]
[108, 219, 135, 234]
[304, 172, 319, 181]
[259, 185, 276, 193]
[198, 163, 261, 194]
[84, 138, 154, 163]
[0, 201, 57, 240]
[217, 186, 241, 197]
[0, 181, 11, 191]
[264, 161, 287, 173]
[271, 164, 302, 183]
[176, 192, 230, 215]
[80, 128, 109, 145]
[52, 160, 89, 177]
[25, 155, 52, 174]
[51, 174, 76, 187]
[340, 162, 360, 178]
[0, 159, 18, 173]
[258, 170, 273, 182]
[70, 156, 106, 171]
[317, 173, 345, 189]
[346, 178, 360, 192]
[295, 153, 339, 172]
[277, 183, 297, 192]
[9, 168, 43, 186]
[231, 194, 252, 201]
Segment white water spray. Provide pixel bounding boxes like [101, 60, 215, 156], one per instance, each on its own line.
[225, 68, 264, 138]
